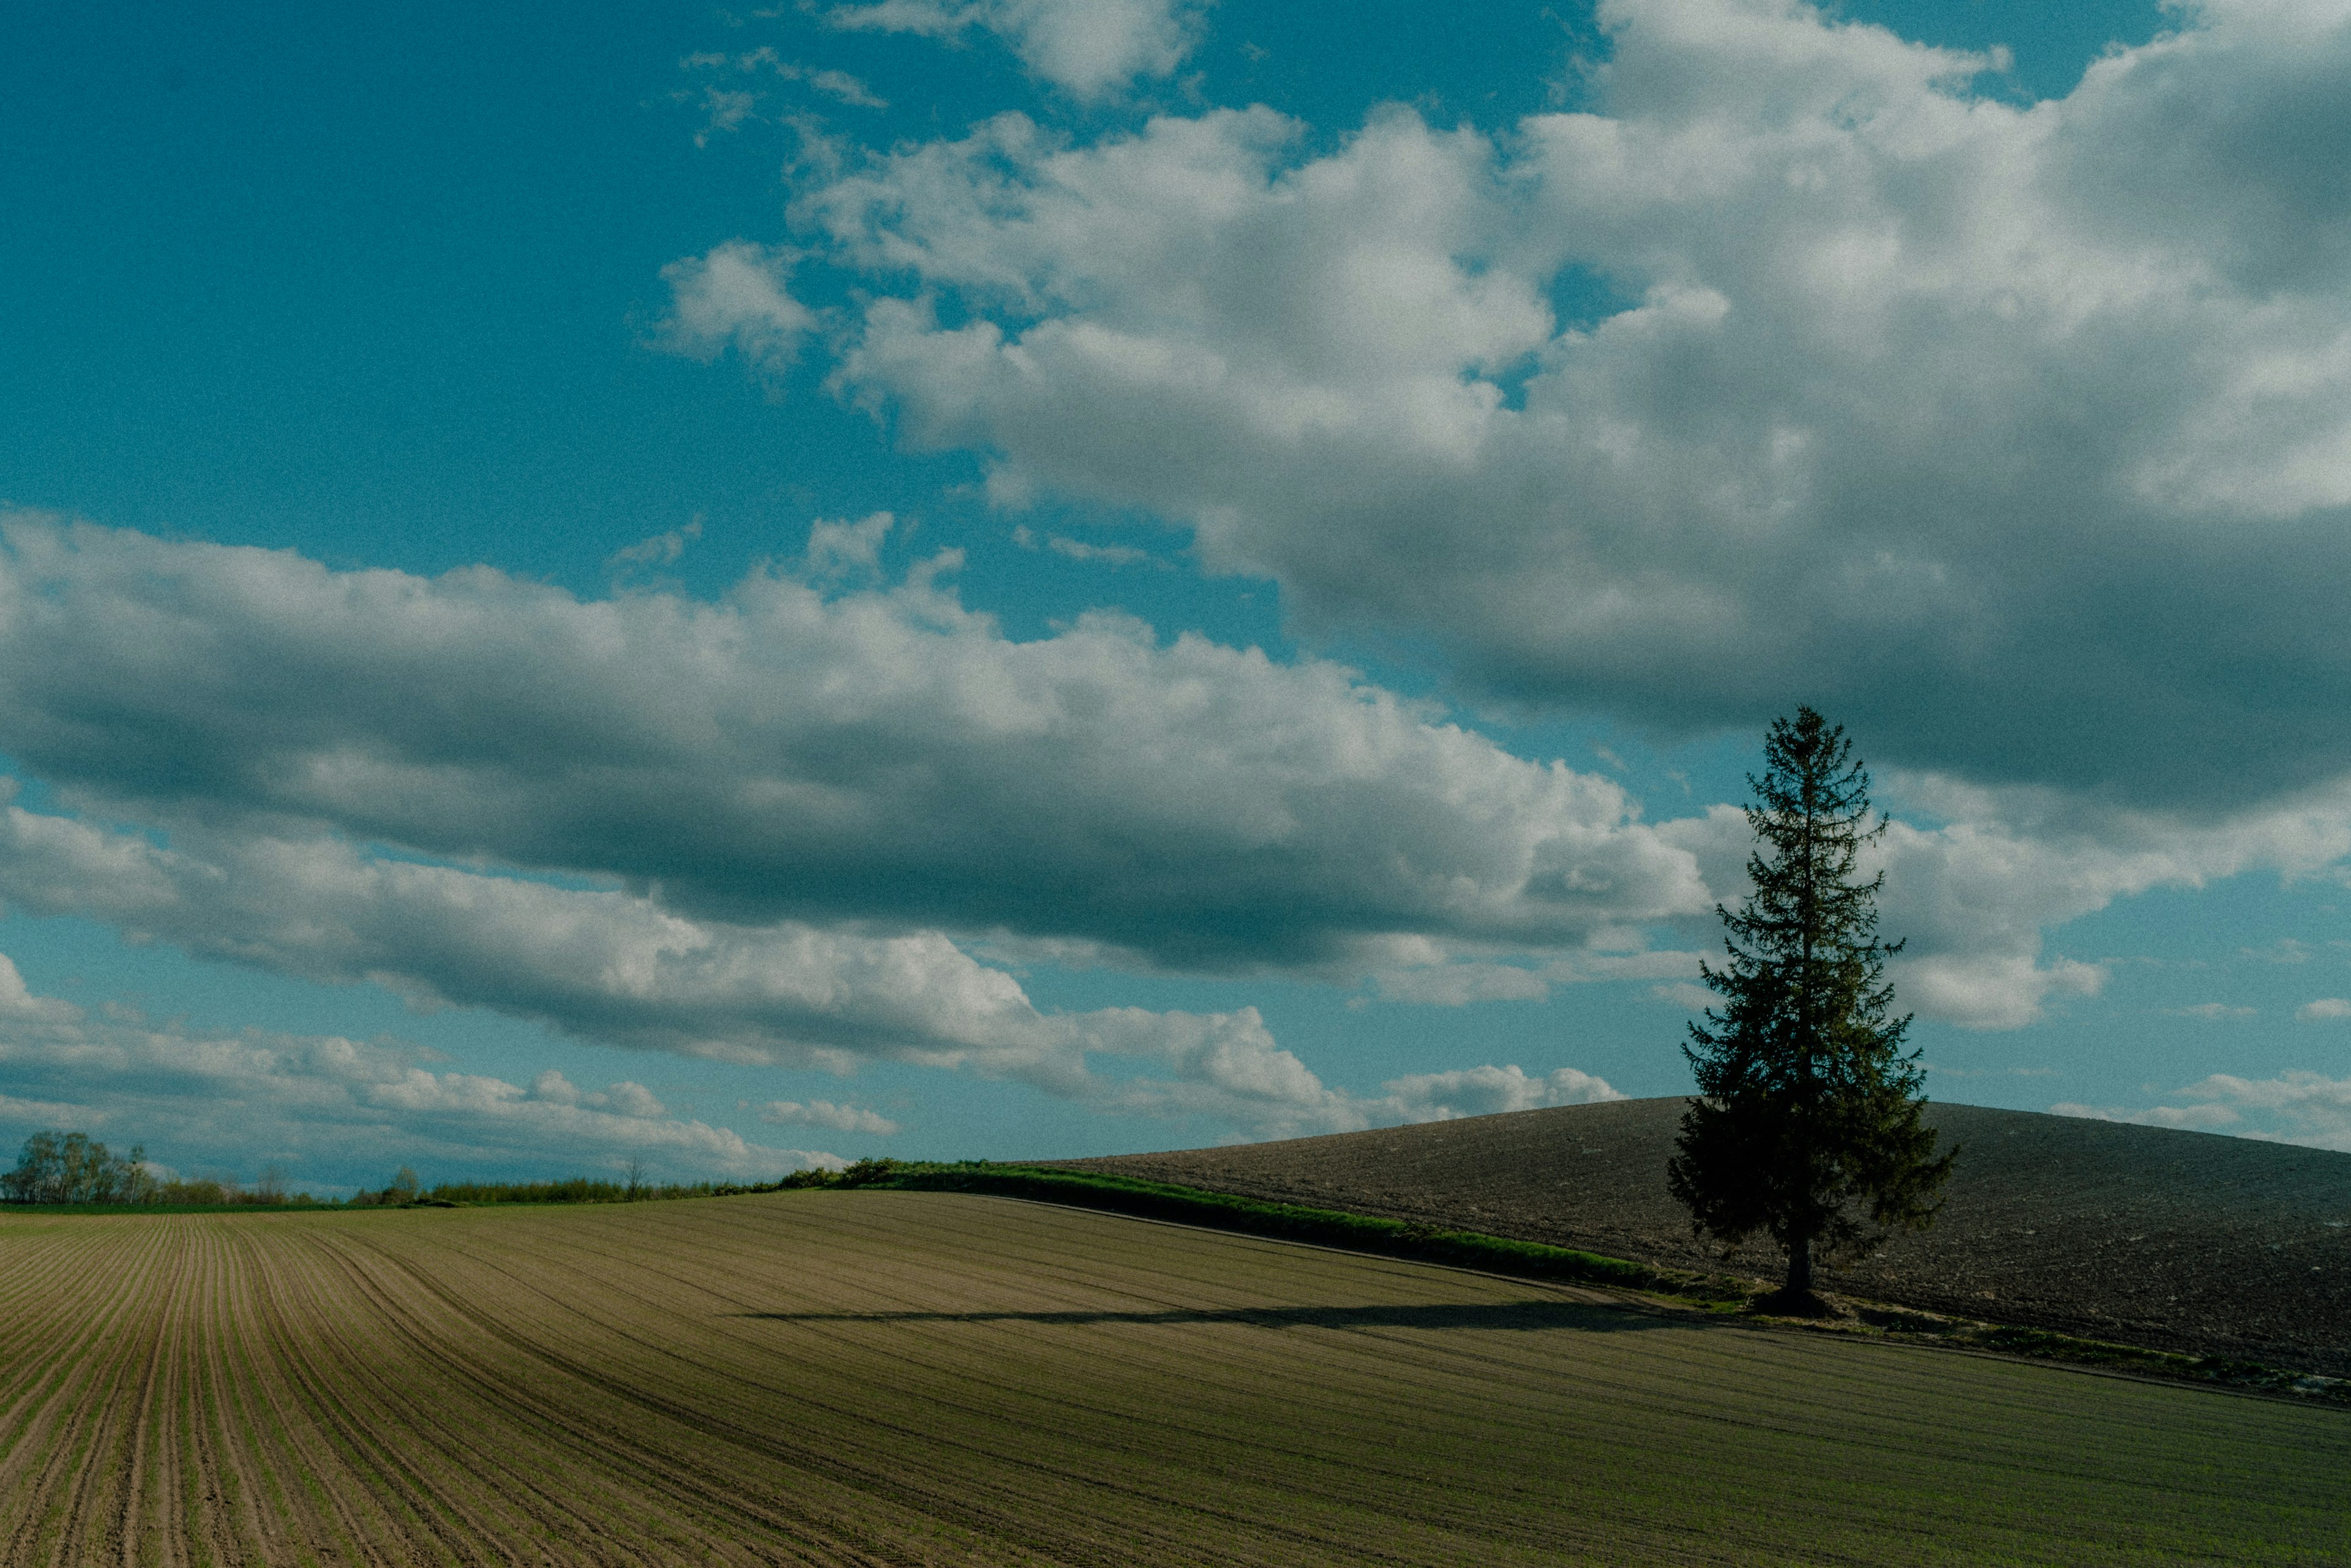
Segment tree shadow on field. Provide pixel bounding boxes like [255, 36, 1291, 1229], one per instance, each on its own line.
[735, 1300, 1679, 1332]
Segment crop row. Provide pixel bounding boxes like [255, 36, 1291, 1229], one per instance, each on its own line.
[0, 1193, 2344, 1565]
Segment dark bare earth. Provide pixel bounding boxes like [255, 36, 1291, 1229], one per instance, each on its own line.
[1061, 1098, 2351, 1378]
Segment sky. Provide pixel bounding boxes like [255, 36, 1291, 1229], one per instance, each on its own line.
[5, 0, 2351, 1191]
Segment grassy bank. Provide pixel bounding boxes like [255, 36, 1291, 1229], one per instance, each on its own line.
[863, 1160, 1739, 1297]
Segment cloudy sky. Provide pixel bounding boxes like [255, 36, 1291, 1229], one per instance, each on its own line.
[6, 0, 2351, 1190]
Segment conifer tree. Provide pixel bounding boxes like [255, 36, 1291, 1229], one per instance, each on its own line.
[1667, 708, 1954, 1311]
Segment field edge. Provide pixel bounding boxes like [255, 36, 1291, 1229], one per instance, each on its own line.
[868, 1162, 2351, 1407]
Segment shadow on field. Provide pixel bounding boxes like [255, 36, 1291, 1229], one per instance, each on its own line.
[737, 1300, 1677, 1332]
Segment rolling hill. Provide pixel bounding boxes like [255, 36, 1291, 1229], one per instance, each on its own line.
[1060, 1098, 2351, 1378]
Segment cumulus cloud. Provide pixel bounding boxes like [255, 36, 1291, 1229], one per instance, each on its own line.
[0, 953, 840, 1185]
[2300, 998, 2351, 1021]
[1078, 1011, 1624, 1138]
[757, 1098, 900, 1135]
[0, 514, 1714, 1133]
[825, 0, 1200, 97]
[0, 793, 1325, 1126]
[1862, 777, 2351, 1027]
[0, 516, 1714, 977]
[797, 0, 2351, 815]
[2055, 1070, 2351, 1152]
[0, 808, 1601, 1144]
[1633, 771, 2351, 1030]
[1374, 1064, 1622, 1122]
[656, 241, 816, 371]
[5, 509, 2341, 1048]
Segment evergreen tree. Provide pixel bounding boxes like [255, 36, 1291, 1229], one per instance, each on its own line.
[1667, 708, 1954, 1310]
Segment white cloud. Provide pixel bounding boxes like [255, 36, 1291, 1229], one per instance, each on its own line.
[9, 512, 2344, 1049]
[0, 798, 1305, 1120]
[0, 953, 841, 1185]
[607, 518, 702, 576]
[825, 0, 1200, 97]
[2050, 1099, 2243, 1134]
[2056, 1070, 2351, 1152]
[1078, 1010, 1622, 1138]
[1010, 524, 1157, 566]
[809, 69, 888, 110]
[0, 819, 1586, 1146]
[4, 506, 2343, 1089]
[1373, 1063, 1623, 1123]
[798, 0, 2351, 816]
[1812, 778, 2351, 1029]
[757, 1098, 900, 1135]
[1049, 536, 1150, 566]
[1630, 771, 2351, 1030]
[680, 48, 887, 112]
[691, 87, 760, 146]
[2300, 997, 2351, 1021]
[804, 509, 894, 578]
[0, 516, 1714, 980]
[0, 516, 1727, 1136]
[656, 241, 816, 372]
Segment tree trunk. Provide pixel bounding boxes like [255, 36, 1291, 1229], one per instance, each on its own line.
[1784, 1232, 1812, 1299]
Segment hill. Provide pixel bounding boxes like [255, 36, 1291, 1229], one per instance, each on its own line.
[0, 1194, 2344, 1565]
[1059, 1098, 2351, 1378]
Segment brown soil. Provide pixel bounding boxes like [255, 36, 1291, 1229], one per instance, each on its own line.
[1059, 1098, 2351, 1378]
[2, 1193, 2346, 1564]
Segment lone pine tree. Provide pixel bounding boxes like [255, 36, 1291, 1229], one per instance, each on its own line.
[1667, 707, 1953, 1311]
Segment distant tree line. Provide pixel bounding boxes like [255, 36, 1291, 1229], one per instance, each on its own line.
[1, 1131, 875, 1209]
[1, 1131, 158, 1204]
[0, 1131, 325, 1207]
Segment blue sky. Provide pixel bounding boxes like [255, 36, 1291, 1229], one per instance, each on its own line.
[6, 0, 2351, 1190]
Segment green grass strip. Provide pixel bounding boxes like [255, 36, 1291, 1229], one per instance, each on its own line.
[863, 1160, 1747, 1301]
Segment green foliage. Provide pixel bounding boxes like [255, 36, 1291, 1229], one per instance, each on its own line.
[1668, 708, 1954, 1302]
[407, 1176, 721, 1206]
[705, 1161, 883, 1196]
[836, 1157, 902, 1187]
[1, 1130, 159, 1204]
[0, 1135, 831, 1210]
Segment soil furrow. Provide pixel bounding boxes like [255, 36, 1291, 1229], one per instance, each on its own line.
[3, 1195, 2345, 1567]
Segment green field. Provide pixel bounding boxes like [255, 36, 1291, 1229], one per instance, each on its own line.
[0, 1191, 2342, 1566]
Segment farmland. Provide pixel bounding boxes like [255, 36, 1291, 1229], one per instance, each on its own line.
[1070, 1098, 2351, 1376]
[1, 1193, 2344, 1566]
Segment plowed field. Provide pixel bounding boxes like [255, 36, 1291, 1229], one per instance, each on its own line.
[1065, 1099, 2351, 1376]
[1, 1193, 2344, 1566]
